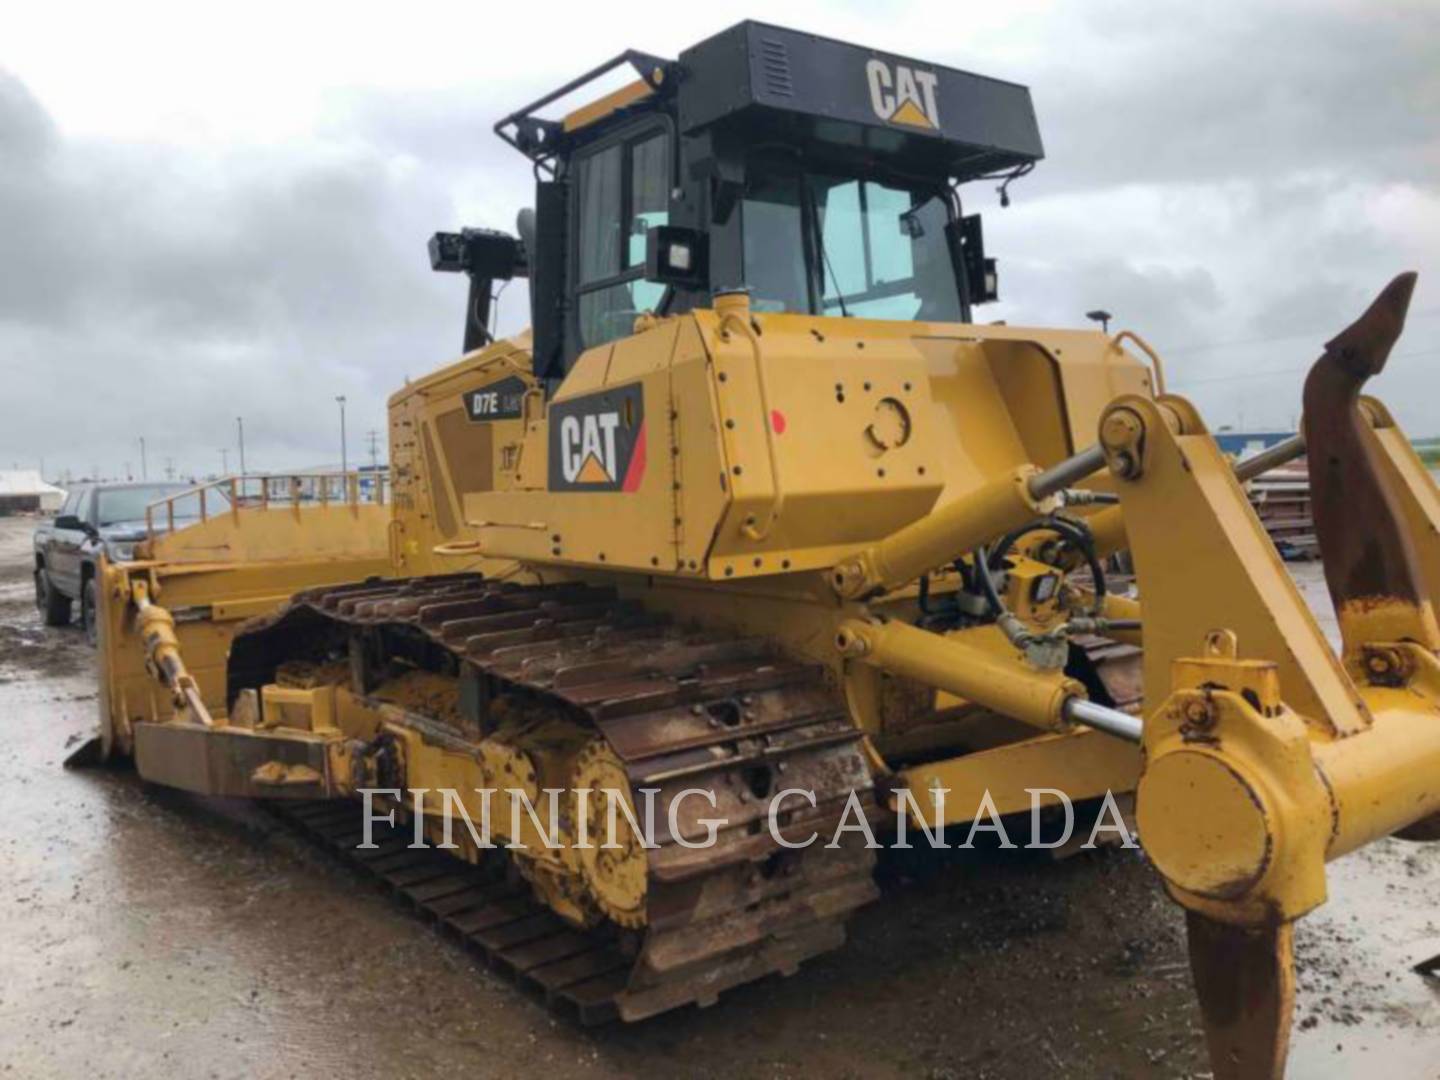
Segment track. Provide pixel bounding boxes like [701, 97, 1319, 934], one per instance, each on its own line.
[235, 574, 880, 1022]
[271, 797, 672, 1024]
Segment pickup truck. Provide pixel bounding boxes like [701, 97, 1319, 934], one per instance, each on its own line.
[33, 481, 224, 644]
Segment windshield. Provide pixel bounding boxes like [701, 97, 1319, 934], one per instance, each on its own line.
[740, 170, 963, 322]
[96, 485, 229, 525]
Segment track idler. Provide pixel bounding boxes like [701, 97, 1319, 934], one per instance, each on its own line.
[1105, 273, 1440, 1080]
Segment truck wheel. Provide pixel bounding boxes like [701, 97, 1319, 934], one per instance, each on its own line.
[36, 568, 72, 627]
[82, 578, 99, 647]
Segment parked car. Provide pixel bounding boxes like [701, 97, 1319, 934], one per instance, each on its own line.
[33, 481, 228, 644]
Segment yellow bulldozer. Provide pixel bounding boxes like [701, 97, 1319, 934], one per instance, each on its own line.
[79, 21, 1440, 1079]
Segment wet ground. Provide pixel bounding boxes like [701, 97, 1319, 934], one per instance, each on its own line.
[0, 516, 1436, 1078]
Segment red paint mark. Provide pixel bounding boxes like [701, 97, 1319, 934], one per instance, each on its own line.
[770, 409, 787, 435]
[621, 420, 648, 492]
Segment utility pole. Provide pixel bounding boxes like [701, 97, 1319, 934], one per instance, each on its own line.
[219, 448, 229, 475]
[366, 429, 381, 471]
[335, 395, 348, 474]
[139, 436, 148, 479]
[165, 457, 175, 481]
[236, 416, 247, 477]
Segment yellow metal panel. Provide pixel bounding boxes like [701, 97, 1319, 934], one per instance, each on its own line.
[982, 339, 1073, 466]
[898, 728, 1140, 825]
[463, 364, 679, 571]
[911, 337, 1033, 498]
[150, 503, 392, 565]
[553, 342, 615, 400]
[261, 684, 336, 732]
[1362, 396, 1440, 605]
[696, 309, 944, 578]
[668, 319, 727, 575]
[606, 317, 680, 383]
[211, 595, 305, 621]
[1058, 334, 1156, 437]
[405, 309, 1150, 585]
[562, 79, 655, 132]
[1105, 395, 1366, 733]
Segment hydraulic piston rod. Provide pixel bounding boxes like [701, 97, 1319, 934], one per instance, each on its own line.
[835, 617, 1141, 741]
[832, 467, 1063, 599]
[1061, 697, 1143, 742]
[1233, 434, 1306, 482]
[131, 580, 217, 727]
[1027, 443, 1107, 500]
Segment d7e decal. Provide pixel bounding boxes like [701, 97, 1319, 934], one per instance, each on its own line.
[463, 375, 528, 422]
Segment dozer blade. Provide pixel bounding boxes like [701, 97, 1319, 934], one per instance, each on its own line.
[1186, 913, 1294, 1080]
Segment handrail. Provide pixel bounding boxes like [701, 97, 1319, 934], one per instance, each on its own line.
[143, 469, 391, 539]
[1110, 330, 1168, 396]
[492, 49, 672, 168]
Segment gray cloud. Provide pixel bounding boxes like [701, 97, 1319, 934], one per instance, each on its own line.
[2, 2, 1438, 484]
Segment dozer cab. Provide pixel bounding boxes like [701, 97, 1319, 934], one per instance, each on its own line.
[85, 22, 1440, 1078]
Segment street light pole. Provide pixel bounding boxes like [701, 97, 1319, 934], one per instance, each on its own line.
[139, 436, 147, 479]
[335, 396, 348, 475]
[236, 417, 246, 477]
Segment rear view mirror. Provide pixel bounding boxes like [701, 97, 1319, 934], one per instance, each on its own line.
[645, 226, 709, 291]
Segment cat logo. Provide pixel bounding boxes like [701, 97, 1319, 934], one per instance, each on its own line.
[561, 413, 621, 483]
[865, 59, 940, 131]
[548, 383, 647, 493]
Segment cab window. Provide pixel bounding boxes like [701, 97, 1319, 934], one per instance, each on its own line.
[741, 173, 810, 315]
[739, 166, 963, 323]
[574, 129, 670, 347]
[810, 176, 961, 322]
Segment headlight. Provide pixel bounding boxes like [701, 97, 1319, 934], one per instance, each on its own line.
[106, 541, 137, 563]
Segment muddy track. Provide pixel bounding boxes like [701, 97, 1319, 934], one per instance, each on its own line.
[237, 574, 880, 1022]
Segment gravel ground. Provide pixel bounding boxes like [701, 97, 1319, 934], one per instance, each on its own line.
[0, 516, 1436, 1078]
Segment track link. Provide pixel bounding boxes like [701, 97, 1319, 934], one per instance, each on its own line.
[237, 573, 880, 1022]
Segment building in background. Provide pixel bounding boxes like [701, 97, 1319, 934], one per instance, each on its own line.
[0, 471, 66, 515]
[1212, 430, 1295, 462]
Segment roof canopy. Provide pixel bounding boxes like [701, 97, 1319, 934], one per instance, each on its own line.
[0, 470, 65, 497]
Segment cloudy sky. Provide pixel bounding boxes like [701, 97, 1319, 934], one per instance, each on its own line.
[3, 0, 1437, 482]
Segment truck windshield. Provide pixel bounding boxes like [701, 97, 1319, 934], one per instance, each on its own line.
[741, 170, 963, 322]
[96, 486, 228, 525]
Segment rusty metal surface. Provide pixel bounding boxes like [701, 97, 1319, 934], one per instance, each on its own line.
[272, 799, 638, 1023]
[1071, 634, 1144, 711]
[1186, 912, 1295, 1080]
[244, 573, 879, 1022]
[132, 722, 329, 798]
[1303, 273, 1426, 612]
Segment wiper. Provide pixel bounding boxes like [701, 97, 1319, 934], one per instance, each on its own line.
[806, 196, 849, 318]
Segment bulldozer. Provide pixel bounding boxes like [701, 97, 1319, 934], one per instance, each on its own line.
[82, 21, 1440, 1079]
